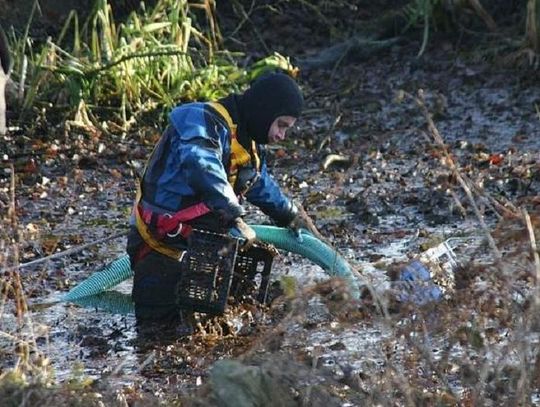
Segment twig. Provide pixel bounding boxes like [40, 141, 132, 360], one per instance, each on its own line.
[9, 163, 16, 231]
[294, 0, 338, 37]
[227, 0, 256, 39]
[229, 0, 270, 54]
[316, 112, 342, 153]
[134, 351, 156, 374]
[296, 202, 326, 243]
[412, 89, 502, 260]
[304, 345, 322, 406]
[467, 0, 498, 32]
[469, 179, 519, 218]
[0, 331, 19, 341]
[190, 0, 223, 50]
[457, 173, 505, 221]
[448, 189, 467, 217]
[522, 208, 540, 304]
[16, 56, 27, 104]
[526, 0, 538, 53]
[4, 231, 128, 271]
[45, 42, 193, 76]
[0, 24, 11, 136]
[417, 321, 459, 400]
[330, 44, 353, 78]
[417, 0, 430, 57]
[0, 164, 16, 317]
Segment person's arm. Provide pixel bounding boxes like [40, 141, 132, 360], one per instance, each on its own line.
[244, 149, 297, 226]
[170, 106, 245, 225]
[245, 147, 324, 238]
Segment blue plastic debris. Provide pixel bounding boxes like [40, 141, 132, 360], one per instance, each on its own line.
[398, 260, 443, 305]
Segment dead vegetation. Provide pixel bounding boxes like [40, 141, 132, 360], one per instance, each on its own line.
[0, 1, 539, 406]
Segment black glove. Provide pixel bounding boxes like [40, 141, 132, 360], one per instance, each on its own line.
[231, 217, 257, 249]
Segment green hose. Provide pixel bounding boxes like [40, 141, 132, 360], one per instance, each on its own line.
[252, 226, 360, 298]
[63, 255, 131, 302]
[69, 290, 135, 315]
[62, 226, 360, 302]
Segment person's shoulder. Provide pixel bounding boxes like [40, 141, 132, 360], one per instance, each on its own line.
[171, 101, 206, 114]
[170, 102, 213, 123]
[171, 102, 224, 120]
[169, 102, 227, 142]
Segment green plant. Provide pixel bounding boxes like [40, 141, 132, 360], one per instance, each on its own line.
[6, 0, 300, 132]
[403, 0, 446, 57]
[47, 0, 233, 124]
[5, 1, 225, 130]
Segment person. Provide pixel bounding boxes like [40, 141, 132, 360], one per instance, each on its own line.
[126, 72, 319, 319]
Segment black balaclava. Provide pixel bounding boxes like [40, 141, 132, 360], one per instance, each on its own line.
[219, 72, 304, 145]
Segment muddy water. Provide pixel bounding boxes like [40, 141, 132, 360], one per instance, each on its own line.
[12, 195, 496, 396]
[3, 47, 540, 402]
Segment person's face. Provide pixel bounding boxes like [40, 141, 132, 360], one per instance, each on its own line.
[267, 116, 297, 143]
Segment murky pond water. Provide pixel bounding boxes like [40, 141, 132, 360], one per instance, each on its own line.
[7, 204, 505, 397]
[2, 46, 540, 403]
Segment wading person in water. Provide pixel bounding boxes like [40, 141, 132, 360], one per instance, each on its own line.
[127, 72, 319, 320]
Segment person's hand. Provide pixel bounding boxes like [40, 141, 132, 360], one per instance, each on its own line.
[231, 217, 257, 249]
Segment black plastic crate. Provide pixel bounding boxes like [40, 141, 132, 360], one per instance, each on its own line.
[230, 244, 275, 304]
[175, 230, 239, 315]
[174, 230, 275, 315]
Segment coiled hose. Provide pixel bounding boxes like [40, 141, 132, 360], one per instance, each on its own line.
[69, 290, 135, 315]
[252, 226, 360, 298]
[63, 226, 361, 302]
[63, 255, 131, 302]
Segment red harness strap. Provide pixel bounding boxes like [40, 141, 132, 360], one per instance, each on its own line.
[134, 201, 212, 263]
[140, 201, 211, 236]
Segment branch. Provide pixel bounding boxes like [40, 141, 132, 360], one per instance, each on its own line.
[4, 231, 128, 271]
[411, 89, 502, 260]
[0, 23, 10, 135]
[467, 0, 498, 32]
[522, 208, 540, 303]
[526, 0, 539, 53]
[229, 0, 270, 54]
[44, 42, 193, 77]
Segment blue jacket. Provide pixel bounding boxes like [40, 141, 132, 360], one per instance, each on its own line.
[139, 102, 296, 227]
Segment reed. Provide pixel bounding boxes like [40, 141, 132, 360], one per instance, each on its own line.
[8, 0, 252, 131]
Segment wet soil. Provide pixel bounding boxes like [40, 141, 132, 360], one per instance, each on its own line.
[1, 6, 540, 405]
